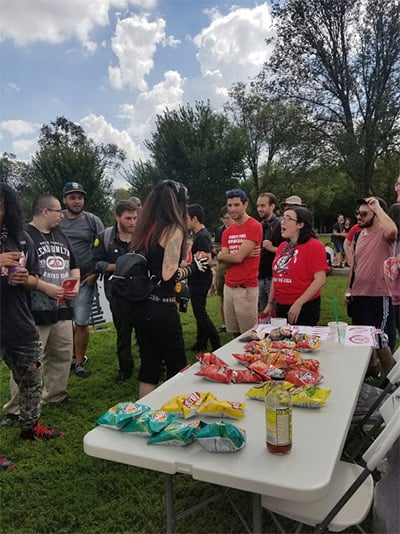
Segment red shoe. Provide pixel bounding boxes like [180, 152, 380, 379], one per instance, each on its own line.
[0, 455, 16, 472]
[20, 422, 64, 440]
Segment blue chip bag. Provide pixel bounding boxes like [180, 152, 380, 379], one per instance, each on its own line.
[121, 410, 178, 436]
[96, 401, 150, 430]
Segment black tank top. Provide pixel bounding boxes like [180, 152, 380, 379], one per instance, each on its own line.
[147, 243, 176, 298]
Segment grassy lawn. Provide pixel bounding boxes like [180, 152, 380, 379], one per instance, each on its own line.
[0, 275, 375, 533]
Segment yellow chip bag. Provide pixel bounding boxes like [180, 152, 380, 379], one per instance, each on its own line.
[197, 398, 246, 419]
[290, 385, 331, 408]
[161, 392, 216, 418]
[245, 381, 293, 401]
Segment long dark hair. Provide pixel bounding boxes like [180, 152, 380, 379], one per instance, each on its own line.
[131, 180, 189, 258]
[0, 183, 25, 240]
[286, 206, 317, 244]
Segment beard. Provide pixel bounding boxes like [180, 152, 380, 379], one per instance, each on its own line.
[359, 214, 375, 228]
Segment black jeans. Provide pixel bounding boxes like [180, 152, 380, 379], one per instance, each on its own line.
[110, 297, 135, 375]
[189, 281, 220, 349]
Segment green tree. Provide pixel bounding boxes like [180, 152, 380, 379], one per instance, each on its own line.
[0, 153, 35, 218]
[122, 160, 160, 203]
[259, 0, 400, 196]
[141, 101, 248, 226]
[32, 117, 126, 216]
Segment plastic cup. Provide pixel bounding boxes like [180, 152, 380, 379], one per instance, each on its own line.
[328, 321, 348, 344]
[7, 264, 23, 285]
[271, 317, 288, 328]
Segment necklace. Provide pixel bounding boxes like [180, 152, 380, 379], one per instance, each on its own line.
[30, 223, 56, 258]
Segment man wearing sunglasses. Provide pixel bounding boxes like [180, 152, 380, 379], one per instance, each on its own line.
[344, 197, 397, 376]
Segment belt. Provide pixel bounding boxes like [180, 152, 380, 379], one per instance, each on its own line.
[148, 295, 176, 303]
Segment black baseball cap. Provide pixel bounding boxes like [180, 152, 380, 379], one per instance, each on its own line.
[356, 197, 387, 212]
[63, 182, 87, 196]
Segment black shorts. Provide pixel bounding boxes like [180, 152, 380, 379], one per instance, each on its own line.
[351, 296, 391, 349]
[276, 297, 321, 327]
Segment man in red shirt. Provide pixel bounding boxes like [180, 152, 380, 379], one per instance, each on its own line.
[217, 189, 262, 334]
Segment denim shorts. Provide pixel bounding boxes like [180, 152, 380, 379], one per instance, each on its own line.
[73, 283, 96, 326]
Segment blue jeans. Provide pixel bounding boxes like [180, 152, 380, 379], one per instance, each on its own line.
[73, 282, 96, 326]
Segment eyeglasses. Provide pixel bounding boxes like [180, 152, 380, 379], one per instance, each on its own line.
[355, 210, 369, 217]
[47, 208, 63, 213]
[395, 182, 400, 186]
[282, 215, 298, 223]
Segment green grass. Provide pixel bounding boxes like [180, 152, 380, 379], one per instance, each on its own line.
[0, 276, 374, 533]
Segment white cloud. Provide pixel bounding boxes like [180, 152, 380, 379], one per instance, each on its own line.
[79, 113, 145, 162]
[193, 4, 274, 99]
[0, 0, 156, 50]
[5, 82, 20, 92]
[109, 15, 180, 91]
[0, 119, 40, 138]
[11, 137, 38, 156]
[118, 70, 185, 140]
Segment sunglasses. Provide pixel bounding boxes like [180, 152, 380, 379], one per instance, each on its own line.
[355, 210, 369, 217]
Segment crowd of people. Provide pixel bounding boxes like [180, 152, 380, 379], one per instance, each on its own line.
[1, 177, 399, 473]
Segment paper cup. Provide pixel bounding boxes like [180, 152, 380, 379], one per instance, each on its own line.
[328, 321, 347, 343]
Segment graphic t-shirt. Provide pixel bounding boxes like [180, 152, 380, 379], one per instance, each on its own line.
[272, 238, 329, 305]
[222, 217, 262, 288]
[26, 225, 78, 324]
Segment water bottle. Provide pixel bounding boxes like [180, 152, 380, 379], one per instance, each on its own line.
[265, 373, 292, 454]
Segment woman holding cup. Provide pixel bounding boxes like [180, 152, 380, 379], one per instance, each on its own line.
[263, 207, 330, 325]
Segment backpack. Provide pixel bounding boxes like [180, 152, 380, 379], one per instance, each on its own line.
[109, 251, 160, 302]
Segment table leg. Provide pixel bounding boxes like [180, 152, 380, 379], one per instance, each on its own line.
[252, 493, 262, 534]
[165, 474, 175, 534]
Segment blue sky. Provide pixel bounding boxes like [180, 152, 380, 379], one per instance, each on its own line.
[0, 0, 274, 187]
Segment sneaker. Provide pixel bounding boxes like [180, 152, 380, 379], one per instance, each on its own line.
[116, 371, 132, 384]
[0, 455, 16, 472]
[1, 413, 21, 427]
[20, 421, 64, 440]
[70, 355, 88, 371]
[74, 365, 89, 378]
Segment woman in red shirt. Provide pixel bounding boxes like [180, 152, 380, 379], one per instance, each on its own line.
[263, 207, 329, 325]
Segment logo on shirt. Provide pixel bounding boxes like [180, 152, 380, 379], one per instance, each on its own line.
[46, 256, 66, 270]
[274, 249, 298, 274]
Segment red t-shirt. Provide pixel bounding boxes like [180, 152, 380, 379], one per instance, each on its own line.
[272, 238, 329, 305]
[222, 216, 263, 287]
[345, 224, 362, 241]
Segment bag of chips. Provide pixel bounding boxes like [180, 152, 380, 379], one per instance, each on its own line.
[96, 402, 150, 429]
[194, 365, 233, 383]
[160, 392, 215, 418]
[147, 420, 204, 446]
[196, 421, 246, 452]
[197, 398, 246, 419]
[121, 410, 178, 436]
[290, 386, 331, 408]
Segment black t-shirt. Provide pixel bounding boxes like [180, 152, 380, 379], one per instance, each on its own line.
[258, 215, 285, 278]
[189, 227, 213, 286]
[0, 229, 40, 347]
[25, 225, 78, 324]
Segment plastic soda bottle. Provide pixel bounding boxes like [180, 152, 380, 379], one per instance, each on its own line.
[265, 373, 292, 454]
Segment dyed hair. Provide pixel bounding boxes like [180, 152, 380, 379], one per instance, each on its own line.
[131, 180, 188, 258]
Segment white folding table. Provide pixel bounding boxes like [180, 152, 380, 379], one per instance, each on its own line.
[84, 337, 371, 533]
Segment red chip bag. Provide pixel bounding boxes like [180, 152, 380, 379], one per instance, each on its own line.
[247, 361, 279, 381]
[195, 364, 233, 383]
[284, 366, 323, 387]
[196, 352, 228, 367]
[232, 352, 262, 365]
[231, 368, 263, 383]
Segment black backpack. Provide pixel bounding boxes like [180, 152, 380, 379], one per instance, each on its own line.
[110, 251, 160, 302]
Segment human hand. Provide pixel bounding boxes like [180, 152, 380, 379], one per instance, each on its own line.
[249, 246, 261, 258]
[0, 252, 23, 268]
[262, 239, 274, 252]
[193, 253, 209, 272]
[288, 301, 302, 324]
[9, 267, 29, 286]
[81, 274, 97, 286]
